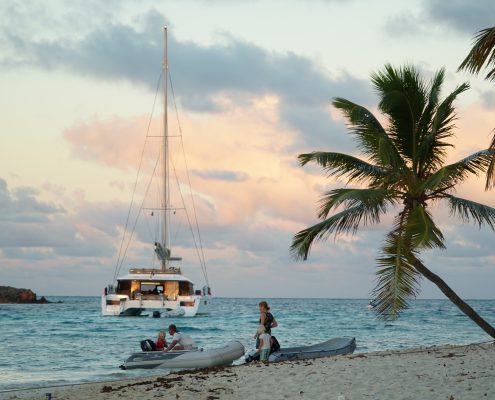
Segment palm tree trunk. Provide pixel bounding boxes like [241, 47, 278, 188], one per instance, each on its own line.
[413, 260, 495, 339]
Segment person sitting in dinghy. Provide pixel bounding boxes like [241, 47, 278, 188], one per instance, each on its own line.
[155, 331, 167, 351]
[163, 324, 197, 351]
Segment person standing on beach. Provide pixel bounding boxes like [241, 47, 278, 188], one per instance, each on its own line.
[255, 325, 272, 365]
[256, 301, 277, 337]
[163, 324, 197, 351]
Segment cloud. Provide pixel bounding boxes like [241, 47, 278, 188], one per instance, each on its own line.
[2, 247, 55, 261]
[384, 0, 495, 37]
[192, 170, 249, 182]
[425, 0, 495, 34]
[0, 8, 372, 149]
[0, 178, 117, 257]
[63, 116, 160, 170]
[479, 90, 495, 110]
[0, 179, 62, 222]
[383, 11, 425, 37]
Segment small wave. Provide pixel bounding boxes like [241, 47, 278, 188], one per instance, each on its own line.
[178, 326, 221, 332]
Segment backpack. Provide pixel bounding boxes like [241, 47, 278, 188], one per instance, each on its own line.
[140, 339, 157, 352]
[270, 335, 280, 353]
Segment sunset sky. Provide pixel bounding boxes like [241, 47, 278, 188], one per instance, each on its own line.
[1, 0, 494, 298]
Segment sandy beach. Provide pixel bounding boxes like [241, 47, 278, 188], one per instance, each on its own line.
[2, 341, 494, 400]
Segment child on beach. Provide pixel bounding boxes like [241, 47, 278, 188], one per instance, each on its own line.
[256, 325, 272, 365]
[155, 331, 167, 351]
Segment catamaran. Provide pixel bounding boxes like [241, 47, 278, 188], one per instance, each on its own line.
[101, 27, 211, 317]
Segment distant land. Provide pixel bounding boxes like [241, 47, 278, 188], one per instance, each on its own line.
[0, 286, 61, 304]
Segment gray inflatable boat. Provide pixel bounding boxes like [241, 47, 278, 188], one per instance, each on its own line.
[245, 337, 356, 363]
[120, 341, 245, 370]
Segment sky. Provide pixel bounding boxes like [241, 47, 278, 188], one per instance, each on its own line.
[1, 0, 494, 299]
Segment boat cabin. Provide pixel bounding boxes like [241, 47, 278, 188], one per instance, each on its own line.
[110, 268, 194, 301]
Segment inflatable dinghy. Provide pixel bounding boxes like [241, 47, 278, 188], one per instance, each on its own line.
[245, 337, 356, 363]
[120, 341, 245, 370]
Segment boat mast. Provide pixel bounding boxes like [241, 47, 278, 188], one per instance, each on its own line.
[162, 26, 169, 270]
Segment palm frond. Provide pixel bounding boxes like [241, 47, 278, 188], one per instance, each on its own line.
[418, 82, 470, 173]
[371, 65, 428, 166]
[459, 27, 495, 81]
[332, 98, 406, 170]
[298, 151, 387, 184]
[447, 195, 495, 230]
[317, 187, 396, 219]
[291, 202, 386, 260]
[372, 220, 422, 319]
[404, 205, 445, 249]
[421, 149, 492, 193]
[416, 68, 445, 145]
[486, 133, 495, 190]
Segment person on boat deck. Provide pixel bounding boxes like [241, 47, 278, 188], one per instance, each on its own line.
[255, 325, 272, 365]
[155, 331, 167, 351]
[163, 324, 197, 351]
[255, 301, 277, 339]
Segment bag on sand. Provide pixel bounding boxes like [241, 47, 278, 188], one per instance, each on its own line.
[140, 339, 157, 352]
[270, 336, 280, 353]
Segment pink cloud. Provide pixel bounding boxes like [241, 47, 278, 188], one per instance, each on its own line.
[63, 116, 161, 170]
[62, 97, 321, 231]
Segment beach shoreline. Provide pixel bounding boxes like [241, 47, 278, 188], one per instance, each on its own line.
[2, 341, 494, 400]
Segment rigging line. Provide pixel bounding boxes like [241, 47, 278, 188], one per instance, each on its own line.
[170, 147, 209, 285]
[168, 69, 209, 285]
[113, 71, 163, 281]
[117, 145, 162, 275]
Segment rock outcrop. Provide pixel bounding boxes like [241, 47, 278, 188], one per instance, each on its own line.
[0, 286, 58, 304]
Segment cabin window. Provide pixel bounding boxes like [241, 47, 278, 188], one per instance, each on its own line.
[130, 281, 140, 298]
[179, 281, 193, 296]
[140, 282, 163, 295]
[164, 281, 178, 299]
[116, 280, 131, 296]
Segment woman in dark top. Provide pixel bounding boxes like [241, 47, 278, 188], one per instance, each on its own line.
[255, 301, 278, 336]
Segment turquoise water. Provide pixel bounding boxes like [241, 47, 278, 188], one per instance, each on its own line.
[0, 297, 494, 391]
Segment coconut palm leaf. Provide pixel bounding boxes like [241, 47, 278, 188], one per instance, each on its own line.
[332, 98, 406, 170]
[447, 195, 495, 230]
[418, 82, 470, 174]
[404, 205, 445, 249]
[298, 151, 387, 184]
[317, 187, 396, 219]
[421, 149, 492, 193]
[291, 202, 386, 260]
[416, 68, 444, 145]
[371, 65, 428, 167]
[458, 27, 495, 81]
[373, 220, 422, 319]
[486, 133, 495, 190]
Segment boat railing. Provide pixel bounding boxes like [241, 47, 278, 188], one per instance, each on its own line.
[128, 267, 182, 275]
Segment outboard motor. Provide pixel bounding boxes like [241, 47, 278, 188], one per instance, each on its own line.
[152, 311, 161, 318]
[140, 339, 157, 351]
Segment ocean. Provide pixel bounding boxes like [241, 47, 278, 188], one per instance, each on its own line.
[0, 297, 494, 392]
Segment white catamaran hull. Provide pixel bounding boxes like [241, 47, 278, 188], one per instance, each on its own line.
[101, 294, 210, 317]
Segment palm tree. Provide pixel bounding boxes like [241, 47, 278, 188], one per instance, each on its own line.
[458, 26, 495, 189]
[291, 64, 495, 338]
